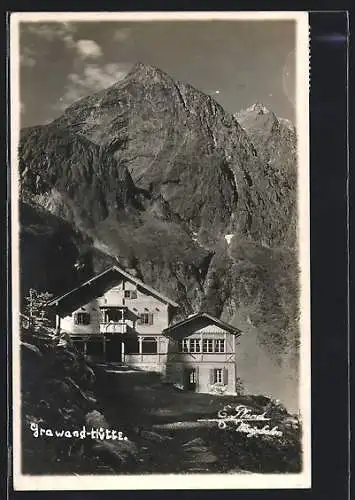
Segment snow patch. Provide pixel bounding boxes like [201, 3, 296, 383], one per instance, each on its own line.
[191, 231, 199, 243]
[225, 234, 234, 245]
[105, 369, 138, 374]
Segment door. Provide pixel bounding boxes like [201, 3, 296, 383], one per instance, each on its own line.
[106, 338, 123, 362]
[185, 368, 197, 391]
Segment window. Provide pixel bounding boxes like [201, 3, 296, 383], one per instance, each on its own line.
[202, 339, 214, 353]
[74, 312, 90, 325]
[189, 369, 197, 384]
[210, 368, 228, 385]
[141, 337, 158, 354]
[125, 338, 139, 354]
[138, 313, 154, 325]
[189, 339, 201, 353]
[178, 338, 225, 353]
[178, 339, 189, 352]
[214, 368, 223, 384]
[214, 339, 225, 353]
[104, 309, 124, 323]
[124, 290, 137, 299]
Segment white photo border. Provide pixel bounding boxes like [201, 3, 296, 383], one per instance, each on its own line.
[10, 11, 310, 491]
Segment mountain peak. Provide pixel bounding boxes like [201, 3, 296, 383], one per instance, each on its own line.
[125, 61, 169, 80]
[248, 102, 271, 115]
[234, 102, 295, 133]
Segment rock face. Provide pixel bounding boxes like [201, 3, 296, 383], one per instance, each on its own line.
[19, 200, 117, 299]
[50, 62, 296, 248]
[19, 63, 300, 409]
[235, 102, 298, 247]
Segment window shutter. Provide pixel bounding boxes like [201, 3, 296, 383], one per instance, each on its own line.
[148, 313, 154, 325]
[73, 313, 78, 325]
[209, 369, 215, 385]
[195, 366, 199, 389]
[223, 368, 229, 386]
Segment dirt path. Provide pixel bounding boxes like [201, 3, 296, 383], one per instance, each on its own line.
[91, 363, 301, 475]
[93, 364, 227, 473]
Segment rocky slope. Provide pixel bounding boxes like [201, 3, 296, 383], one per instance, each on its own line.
[19, 63, 299, 409]
[19, 200, 117, 300]
[21, 328, 139, 474]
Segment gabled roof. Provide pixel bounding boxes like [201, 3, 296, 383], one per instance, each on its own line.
[162, 312, 242, 337]
[46, 265, 179, 309]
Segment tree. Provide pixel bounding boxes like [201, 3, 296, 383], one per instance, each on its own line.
[23, 289, 54, 330]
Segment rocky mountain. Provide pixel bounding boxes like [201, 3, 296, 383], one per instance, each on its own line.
[235, 102, 297, 180]
[51, 62, 296, 248]
[19, 63, 299, 409]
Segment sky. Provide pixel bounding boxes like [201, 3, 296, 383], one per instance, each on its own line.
[19, 20, 296, 128]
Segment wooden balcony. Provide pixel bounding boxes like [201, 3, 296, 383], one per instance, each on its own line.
[99, 322, 127, 334]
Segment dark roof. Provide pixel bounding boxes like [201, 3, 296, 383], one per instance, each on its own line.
[162, 312, 242, 337]
[46, 265, 179, 309]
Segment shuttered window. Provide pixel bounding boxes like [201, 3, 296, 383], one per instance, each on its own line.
[138, 313, 154, 325]
[214, 368, 223, 384]
[124, 290, 137, 299]
[210, 368, 229, 385]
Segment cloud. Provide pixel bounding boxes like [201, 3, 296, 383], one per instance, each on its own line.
[75, 39, 103, 60]
[20, 47, 36, 67]
[20, 22, 78, 68]
[68, 63, 128, 90]
[113, 28, 131, 42]
[20, 23, 104, 69]
[56, 62, 130, 111]
[23, 22, 77, 48]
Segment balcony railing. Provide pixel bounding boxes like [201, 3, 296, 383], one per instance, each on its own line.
[100, 322, 127, 334]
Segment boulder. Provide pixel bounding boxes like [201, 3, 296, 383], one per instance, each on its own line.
[182, 437, 205, 448]
[85, 410, 109, 430]
[140, 430, 173, 443]
[92, 439, 137, 465]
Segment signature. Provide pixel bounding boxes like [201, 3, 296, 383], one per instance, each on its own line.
[197, 404, 283, 438]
